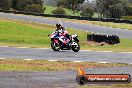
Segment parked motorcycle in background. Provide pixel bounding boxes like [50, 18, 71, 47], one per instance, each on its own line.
[48, 33, 80, 52]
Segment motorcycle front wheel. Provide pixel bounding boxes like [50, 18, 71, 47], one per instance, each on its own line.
[71, 43, 80, 52]
[51, 41, 60, 51]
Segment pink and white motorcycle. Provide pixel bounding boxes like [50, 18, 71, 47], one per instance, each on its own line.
[48, 32, 80, 52]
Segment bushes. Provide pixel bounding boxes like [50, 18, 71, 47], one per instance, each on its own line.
[126, 5, 132, 16]
[0, 0, 11, 11]
[122, 16, 132, 20]
[24, 4, 46, 13]
[0, 0, 44, 13]
[52, 7, 66, 15]
[80, 7, 94, 17]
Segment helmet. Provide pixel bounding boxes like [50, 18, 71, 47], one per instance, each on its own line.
[56, 22, 62, 27]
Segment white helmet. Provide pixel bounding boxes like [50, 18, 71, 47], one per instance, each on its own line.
[56, 22, 62, 27]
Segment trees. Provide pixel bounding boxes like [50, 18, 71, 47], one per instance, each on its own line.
[109, 3, 125, 18]
[0, 0, 44, 13]
[0, 0, 11, 11]
[24, 4, 45, 13]
[52, 7, 66, 15]
[11, 0, 32, 11]
[57, 0, 85, 14]
[80, 7, 94, 17]
[126, 4, 132, 15]
[96, 0, 129, 18]
[10, 0, 44, 13]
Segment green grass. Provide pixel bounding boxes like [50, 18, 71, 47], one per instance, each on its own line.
[82, 38, 132, 52]
[0, 18, 53, 48]
[44, 5, 100, 17]
[0, 18, 88, 48]
[0, 59, 130, 71]
[44, 5, 80, 16]
[92, 21, 132, 30]
[0, 18, 132, 52]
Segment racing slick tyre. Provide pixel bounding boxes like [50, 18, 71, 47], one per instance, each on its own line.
[76, 75, 86, 85]
[71, 43, 80, 52]
[51, 41, 60, 51]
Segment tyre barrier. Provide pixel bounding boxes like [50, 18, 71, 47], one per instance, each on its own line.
[87, 34, 120, 45]
[0, 10, 132, 24]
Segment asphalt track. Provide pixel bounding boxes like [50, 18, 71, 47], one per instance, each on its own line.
[0, 66, 132, 88]
[0, 46, 132, 64]
[0, 12, 132, 88]
[0, 12, 132, 39]
[0, 12, 132, 63]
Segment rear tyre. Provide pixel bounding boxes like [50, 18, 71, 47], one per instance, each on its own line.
[51, 41, 60, 51]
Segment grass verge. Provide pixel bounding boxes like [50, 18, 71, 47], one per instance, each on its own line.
[0, 18, 88, 48]
[0, 59, 131, 71]
[91, 21, 132, 30]
[0, 18, 132, 52]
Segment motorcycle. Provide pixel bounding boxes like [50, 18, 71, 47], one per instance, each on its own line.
[48, 32, 80, 52]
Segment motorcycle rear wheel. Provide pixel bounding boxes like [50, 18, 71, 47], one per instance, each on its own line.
[51, 41, 60, 51]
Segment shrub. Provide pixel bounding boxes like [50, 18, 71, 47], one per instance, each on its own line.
[126, 5, 132, 16]
[24, 4, 45, 13]
[52, 7, 66, 15]
[122, 16, 132, 20]
[80, 7, 94, 17]
[0, 0, 11, 11]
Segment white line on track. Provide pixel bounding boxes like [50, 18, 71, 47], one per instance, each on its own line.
[95, 51, 113, 53]
[24, 59, 33, 61]
[74, 61, 83, 63]
[49, 60, 59, 62]
[81, 50, 93, 52]
[118, 52, 132, 54]
[1, 45, 132, 53]
[98, 62, 109, 64]
[17, 47, 30, 49]
[0, 58, 5, 60]
[1, 46, 9, 47]
[35, 48, 50, 50]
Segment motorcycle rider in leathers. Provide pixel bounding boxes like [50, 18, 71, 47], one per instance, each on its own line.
[52, 22, 70, 40]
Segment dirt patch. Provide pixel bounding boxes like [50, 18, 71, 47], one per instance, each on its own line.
[87, 41, 109, 46]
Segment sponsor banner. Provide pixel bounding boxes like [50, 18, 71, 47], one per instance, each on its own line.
[76, 68, 131, 85]
[85, 74, 131, 82]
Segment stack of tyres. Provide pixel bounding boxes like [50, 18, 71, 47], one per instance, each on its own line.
[87, 34, 120, 45]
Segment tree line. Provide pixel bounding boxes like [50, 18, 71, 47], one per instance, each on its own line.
[0, 0, 44, 13]
[96, 0, 132, 18]
[0, 0, 132, 19]
[56, 0, 132, 18]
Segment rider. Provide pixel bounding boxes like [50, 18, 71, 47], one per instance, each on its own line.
[53, 22, 70, 39]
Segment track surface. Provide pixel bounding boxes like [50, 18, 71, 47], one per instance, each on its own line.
[0, 13, 132, 88]
[0, 12, 132, 39]
[0, 12, 131, 63]
[0, 67, 132, 88]
[0, 47, 132, 64]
